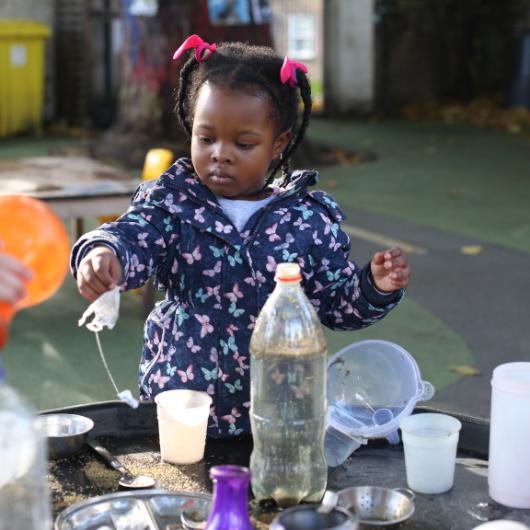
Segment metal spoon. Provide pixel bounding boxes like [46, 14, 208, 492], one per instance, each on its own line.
[87, 440, 156, 489]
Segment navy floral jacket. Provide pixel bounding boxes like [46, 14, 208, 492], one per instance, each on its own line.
[71, 158, 403, 437]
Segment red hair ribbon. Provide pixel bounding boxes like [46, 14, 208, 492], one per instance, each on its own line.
[280, 57, 308, 88]
[173, 34, 217, 63]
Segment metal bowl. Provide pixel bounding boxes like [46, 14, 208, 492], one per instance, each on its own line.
[54, 490, 212, 530]
[337, 486, 415, 528]
[39, 413, 94, 460]
[270, 504, 358, 530]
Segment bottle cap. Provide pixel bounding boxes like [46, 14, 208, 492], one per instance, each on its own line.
[275, 262, 302, 282]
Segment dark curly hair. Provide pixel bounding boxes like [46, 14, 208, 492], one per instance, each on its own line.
[174, 41, 312, 183]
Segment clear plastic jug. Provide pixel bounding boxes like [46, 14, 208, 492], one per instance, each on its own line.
[325, 340, 434, 467]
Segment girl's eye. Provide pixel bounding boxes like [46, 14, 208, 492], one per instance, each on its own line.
[199, 136, 214, 144]
[237, 142, 254, 150]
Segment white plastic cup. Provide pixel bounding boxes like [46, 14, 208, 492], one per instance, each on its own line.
[154, 389, 212, 464]
[400, 413, 462, 494]
[488, 362, 530, 508]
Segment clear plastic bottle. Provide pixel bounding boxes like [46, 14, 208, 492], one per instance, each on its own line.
[249, 262, 327, 507]
[0, 363, 52, 530]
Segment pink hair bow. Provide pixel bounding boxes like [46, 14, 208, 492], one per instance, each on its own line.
[280, 57, 308, 88]
[173, 34, 217, 63]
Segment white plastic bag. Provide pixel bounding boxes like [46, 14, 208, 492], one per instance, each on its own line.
[78, 286, 121, 332]
[78, 287, 139, 408]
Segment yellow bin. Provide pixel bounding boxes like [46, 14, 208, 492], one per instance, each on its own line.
[0, 20, 50, 137]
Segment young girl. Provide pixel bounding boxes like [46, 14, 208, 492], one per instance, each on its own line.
[71, 35, 411, 437]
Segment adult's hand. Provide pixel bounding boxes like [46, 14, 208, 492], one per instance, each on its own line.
[0, 252, 32, 305]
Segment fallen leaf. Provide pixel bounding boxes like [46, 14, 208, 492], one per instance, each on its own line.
[449, 365, 481, 377]
[461, 245, 482, 255]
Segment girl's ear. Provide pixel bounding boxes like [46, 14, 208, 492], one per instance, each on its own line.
[272, 130, 292, 159]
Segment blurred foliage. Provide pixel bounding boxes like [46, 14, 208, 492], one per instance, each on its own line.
[401, 96, 530, 136]
[310, 80, 324, 113]
[373, 0, 523, 111]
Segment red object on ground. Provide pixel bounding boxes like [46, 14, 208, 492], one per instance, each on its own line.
[0, 196, 70, 349]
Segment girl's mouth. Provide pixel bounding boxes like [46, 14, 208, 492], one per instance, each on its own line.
[210, 171, 233, 185]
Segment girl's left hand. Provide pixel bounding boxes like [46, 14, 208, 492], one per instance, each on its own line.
[370, 246, 411, 292]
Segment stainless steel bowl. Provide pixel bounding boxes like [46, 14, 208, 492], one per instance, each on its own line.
[270, 504, 358, 530]
[39, 413, 94, 460]
[54, 490, 212, 530]
[337, 486, 415, 528]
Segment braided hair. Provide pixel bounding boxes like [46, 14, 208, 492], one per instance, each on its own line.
[174, 41, 312, 184]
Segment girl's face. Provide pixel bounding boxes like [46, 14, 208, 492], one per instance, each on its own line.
[191, 82, 291, 200]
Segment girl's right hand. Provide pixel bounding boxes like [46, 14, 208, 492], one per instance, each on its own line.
[77, 246, 122, 301]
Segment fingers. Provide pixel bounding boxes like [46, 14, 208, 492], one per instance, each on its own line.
[77, 275, 103, 302]
[77, 248, 122, 301]
[383, 255, 408, 270]
[0, 252, 33, 281]
[389, 263, 411, 288]
[0, 252, 33, 305]
[91, 251, 119, 287]
[372, 246, 411, 290]
[77, 267, 109, 301]
[372, 251, 385, 265]
[382, 246, 404, 260]
[0, 268, 27, 305]
[377, 247, 405, 267]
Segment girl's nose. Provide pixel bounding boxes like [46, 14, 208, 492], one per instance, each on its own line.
[211, 143, 233, 164]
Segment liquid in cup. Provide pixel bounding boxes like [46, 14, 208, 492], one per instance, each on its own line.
[400, 413, 461, 494]
[155, 389, 212, 464]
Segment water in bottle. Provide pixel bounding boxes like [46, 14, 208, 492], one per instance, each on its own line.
[249, 262, 327, 507]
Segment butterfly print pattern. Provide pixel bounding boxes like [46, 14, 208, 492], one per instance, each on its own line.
[72, 158, 403, 437]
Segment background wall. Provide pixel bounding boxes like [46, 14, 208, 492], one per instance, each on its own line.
[324, 0, 375, 113]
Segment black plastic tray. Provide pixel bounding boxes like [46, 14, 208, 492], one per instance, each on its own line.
[45, 402, 530, 529]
